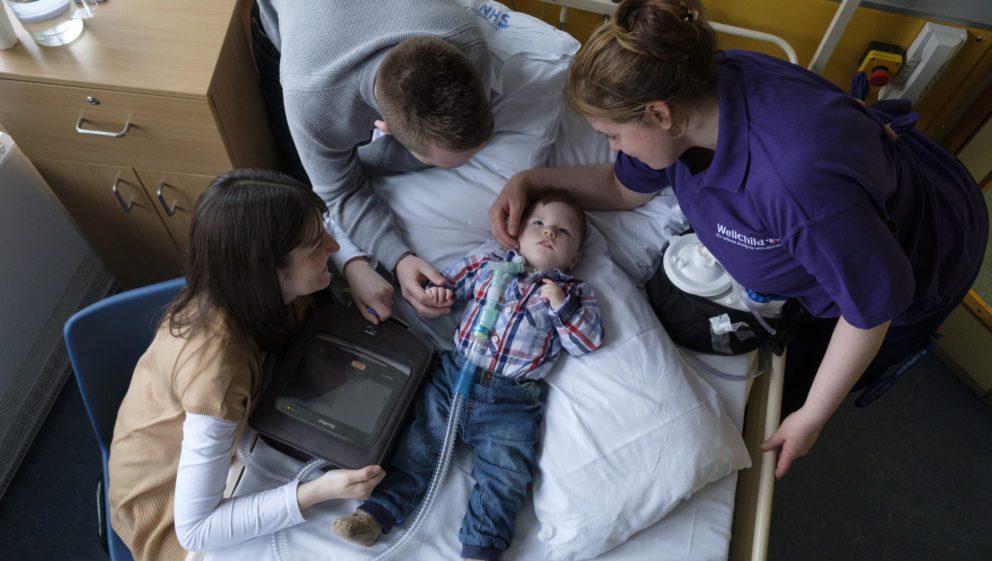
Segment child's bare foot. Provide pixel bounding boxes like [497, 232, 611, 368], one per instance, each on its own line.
[332, 510, 382, 546]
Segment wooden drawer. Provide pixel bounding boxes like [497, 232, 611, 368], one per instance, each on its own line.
[0, 79, 232, 175]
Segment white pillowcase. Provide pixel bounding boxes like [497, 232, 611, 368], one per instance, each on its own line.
[372, 5, 750, 560]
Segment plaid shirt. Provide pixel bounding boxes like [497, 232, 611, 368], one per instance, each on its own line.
[439, 250, 604, 380]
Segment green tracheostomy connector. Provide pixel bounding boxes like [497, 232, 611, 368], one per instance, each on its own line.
[455, 260, 525, 396]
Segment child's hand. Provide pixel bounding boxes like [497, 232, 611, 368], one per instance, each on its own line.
[344, 259, 393, 324]
[540, 279, 566, 310]
[297, 465, 386, 509]
[425, 286, 454, 308]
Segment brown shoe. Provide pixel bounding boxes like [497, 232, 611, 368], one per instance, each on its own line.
[331, 510, 382, 547]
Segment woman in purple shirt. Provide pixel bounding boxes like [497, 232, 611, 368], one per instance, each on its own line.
[489, 0, 987, 478]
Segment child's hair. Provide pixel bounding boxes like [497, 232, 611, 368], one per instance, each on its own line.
[376, 36, 493, 154]
[565, 0, 718, 124]
[166, 169, 327, 350]
[522, 188, 589, 245]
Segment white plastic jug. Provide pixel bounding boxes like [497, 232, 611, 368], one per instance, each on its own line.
[4, 0, 96, 47]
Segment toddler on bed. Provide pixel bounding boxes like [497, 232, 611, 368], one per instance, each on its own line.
[332, 189, 604, 561]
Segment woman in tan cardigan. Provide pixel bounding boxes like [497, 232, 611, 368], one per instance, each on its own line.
[108, 169, 388, 561]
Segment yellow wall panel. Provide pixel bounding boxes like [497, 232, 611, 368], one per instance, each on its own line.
[517, 1, 991, 137]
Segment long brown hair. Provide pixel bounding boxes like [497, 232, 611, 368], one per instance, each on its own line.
[565, 0, 718, 124]
[166, 169, 327, 350]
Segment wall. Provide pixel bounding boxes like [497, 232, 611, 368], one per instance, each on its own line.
[514, 0, 992, 139]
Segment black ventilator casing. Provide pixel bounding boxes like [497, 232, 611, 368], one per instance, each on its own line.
[250, 304, 433, 469]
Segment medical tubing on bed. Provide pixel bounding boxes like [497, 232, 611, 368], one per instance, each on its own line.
[365, 394, 467, 561]
[732, 282, 778, 336]
[682, 345, 769, 380]
[365, 260, 523, 561]
[237, 430, 301, 484]
[270, 457, 333, 561]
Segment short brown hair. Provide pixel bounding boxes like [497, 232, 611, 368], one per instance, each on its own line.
[565, 0, 718, 124]
[377, 36, 493, 153]
[522, 188, 589, 245]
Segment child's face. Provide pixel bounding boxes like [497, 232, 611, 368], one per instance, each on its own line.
[517, 201, 583, 272]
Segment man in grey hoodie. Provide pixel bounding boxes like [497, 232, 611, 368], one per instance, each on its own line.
[253, 0, 493, 317]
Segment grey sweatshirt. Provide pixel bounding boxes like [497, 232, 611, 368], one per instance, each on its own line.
[257, 0, 491, 270]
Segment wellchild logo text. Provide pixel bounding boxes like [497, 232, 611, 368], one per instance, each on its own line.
[474, 3, 511, 32]
[715, 223, 781, 250]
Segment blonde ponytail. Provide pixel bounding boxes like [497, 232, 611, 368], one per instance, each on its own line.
[566, 0, 718, 123]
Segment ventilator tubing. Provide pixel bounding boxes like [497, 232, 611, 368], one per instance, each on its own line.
[365, 259, 525, 561]
[236, 430, 332, 561]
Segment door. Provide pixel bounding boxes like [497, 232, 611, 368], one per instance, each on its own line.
[32, 159, 183, 287]
[135, 169, 215, 256]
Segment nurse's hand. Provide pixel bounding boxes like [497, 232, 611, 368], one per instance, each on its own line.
[760, 407, 825, 479]
[344, 258, 393, 324]
[489, 171, 531, 249]
[297, 465, 386, 509]
[395, 254, 452, 318]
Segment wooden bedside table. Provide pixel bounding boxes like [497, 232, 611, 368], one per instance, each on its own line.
[0, 0, 278, 288]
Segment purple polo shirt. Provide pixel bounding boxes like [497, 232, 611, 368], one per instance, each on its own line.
[616, 50, 987, 328]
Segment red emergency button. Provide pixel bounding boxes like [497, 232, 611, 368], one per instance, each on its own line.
[869, 66, 892, 87]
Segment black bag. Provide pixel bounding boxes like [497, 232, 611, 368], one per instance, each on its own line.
[250, 304, 432, 469]
[645, 264, 802, 356]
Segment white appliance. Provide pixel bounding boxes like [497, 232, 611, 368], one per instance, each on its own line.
[0, 130, 92, 495]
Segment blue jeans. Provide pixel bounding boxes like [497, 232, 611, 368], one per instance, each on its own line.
[360, 350, 548, 561]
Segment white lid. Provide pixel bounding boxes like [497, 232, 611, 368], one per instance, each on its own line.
[662, 233, 733, 298]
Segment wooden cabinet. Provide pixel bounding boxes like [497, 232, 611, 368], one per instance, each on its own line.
[0, 0, 277, 287]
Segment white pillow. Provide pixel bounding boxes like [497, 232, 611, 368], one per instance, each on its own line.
[533, 276, 751, 561]
[458, 0, 580, 179]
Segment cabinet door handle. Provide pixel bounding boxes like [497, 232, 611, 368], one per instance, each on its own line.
[156, 182, 177, 217]
[112, 175, 134, 213]
[76, 116, 132, 138]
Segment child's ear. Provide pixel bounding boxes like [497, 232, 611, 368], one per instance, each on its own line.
[374, 120, 392, 136]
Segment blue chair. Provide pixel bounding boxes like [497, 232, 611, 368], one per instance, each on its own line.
[63, 278, 186, 561]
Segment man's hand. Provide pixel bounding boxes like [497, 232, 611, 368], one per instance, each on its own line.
[343, 258, 393, 324]
[540, 279, 566, 310]
[760, 407, 825, 479]
[394, 254, 452, 318]
[488, 172, 531, 249]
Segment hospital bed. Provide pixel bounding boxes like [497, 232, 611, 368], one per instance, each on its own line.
[195, 3, 795, 561]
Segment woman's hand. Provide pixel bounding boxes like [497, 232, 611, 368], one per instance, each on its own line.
[760, 407, 825, 479]
[540, 279, 566, 309]
[343, 258, 394, 324]
[394, 254, 451, 318]
[297, 465, 386, 509]
[489, 171, 532, 249]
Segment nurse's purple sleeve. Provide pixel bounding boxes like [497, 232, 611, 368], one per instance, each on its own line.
[785, 200, 914, 329]
[613, 152, 671, 194]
